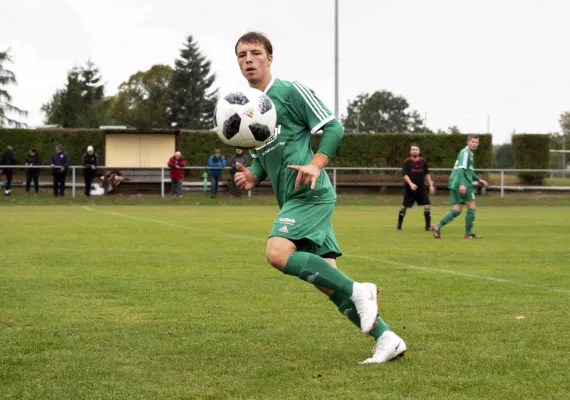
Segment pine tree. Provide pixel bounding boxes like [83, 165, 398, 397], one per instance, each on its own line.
[41, 60, 110, 128]
[169, 35, 218, 129]
[0, 48, 28, 127]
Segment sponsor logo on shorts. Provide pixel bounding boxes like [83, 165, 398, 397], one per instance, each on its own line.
[278, 225, 289, 233]
[279, 217, 296, 225]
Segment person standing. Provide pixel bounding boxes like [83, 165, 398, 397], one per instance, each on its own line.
[208, 148, 225, 198]
[82, 146, 99, 196]
[1, 145, 16, 196]
[24, 147, 41, 196]
[397, 144, 435, 231]
[168, 151, 186, 197]
[432, 135, 488, 239]
[50, 144, 70, 197]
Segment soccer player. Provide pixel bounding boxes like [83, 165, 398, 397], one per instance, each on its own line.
[432, 135, 488, 239]
[397, 144, 434, 231]
[232, 32, 406, 364]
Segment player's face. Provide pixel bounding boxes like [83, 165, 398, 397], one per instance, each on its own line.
[467, 138, 479, 151]
[410, 146, 420, 158]
[236, 42, 272, 85]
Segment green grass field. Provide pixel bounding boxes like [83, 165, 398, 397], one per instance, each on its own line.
[1, 197, 569, 399]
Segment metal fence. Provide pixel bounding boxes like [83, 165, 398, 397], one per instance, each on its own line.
[1, 165, 569, 198]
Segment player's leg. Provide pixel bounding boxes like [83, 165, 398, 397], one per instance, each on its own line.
[417, 188, 432, 231]
[424, 205, 432, 231]
[464, 195, 481, 238]
[308, 229, 406, 363]
[397, 190, 414, 230]
[267, 202, 379, 333]
[432, 190, 463, 238]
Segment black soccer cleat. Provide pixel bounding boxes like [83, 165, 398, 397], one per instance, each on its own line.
[397, 225, 402, 231]
[425, 226, 432, 232]
[464, 233, 483, 239]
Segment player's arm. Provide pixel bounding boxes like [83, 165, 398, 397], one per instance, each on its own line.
[402, 162, 416, 190]
[287, 82, 342, 188]
[248, 151, 267, 187]
[424, 161, 435, 192]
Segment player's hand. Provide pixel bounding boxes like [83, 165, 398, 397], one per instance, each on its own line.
[429, 184, 435, 195]
[479, 179, 488, 187]
[234, 162, 255, 191]
[459, 185, 466, 195]
[287, 163, 321, 190]
[410, 183, 418, 191]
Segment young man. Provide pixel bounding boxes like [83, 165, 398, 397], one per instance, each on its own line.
[233, 31, 406, 364]
[398, 144, 434, 231]
[432, 135, 488, 239]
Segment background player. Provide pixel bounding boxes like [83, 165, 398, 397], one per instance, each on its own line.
[232, 31, 406, 364]
[397, 144, 434, 231]
[432, 135, 488, 239]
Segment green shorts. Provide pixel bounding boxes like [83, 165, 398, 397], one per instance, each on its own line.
[269, 201, 342, 258]
[450, 189, 475, 205]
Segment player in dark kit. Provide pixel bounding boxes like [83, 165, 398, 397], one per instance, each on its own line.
[397, 144, 434, 231]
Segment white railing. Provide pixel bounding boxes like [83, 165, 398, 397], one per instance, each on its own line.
[0, 165, 568, 198]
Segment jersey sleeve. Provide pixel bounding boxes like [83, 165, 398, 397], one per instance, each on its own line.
[424, 161, 430, 175]
[249, 150, 267, 185]
[290, 82, 335, 133]
[403, 161, 412, 176]
[458, 149, 469, 169]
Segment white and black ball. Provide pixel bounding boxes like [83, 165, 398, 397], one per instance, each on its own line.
[214, 87, 277, 148]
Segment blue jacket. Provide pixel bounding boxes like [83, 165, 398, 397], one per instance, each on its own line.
[50, 151, 70, 174]
[208, 154, 226, 177]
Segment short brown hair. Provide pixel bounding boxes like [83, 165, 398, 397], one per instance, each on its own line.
[410, 143, 420, 149]
[235, 31, 273, 56]
[467, 135, 479, 141]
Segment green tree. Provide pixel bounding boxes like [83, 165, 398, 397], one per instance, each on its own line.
[0, 48, 27, 127]
[112, 64, 174, 130]
[169, 35, 218, 129]
[41, 60, 111, 128]
[342, 90, 424, 133]
[493, 143, 514, 168]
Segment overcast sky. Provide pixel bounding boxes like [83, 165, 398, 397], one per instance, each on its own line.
[2, 0, 569, 143]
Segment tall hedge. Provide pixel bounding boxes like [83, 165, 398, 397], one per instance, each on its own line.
[512, 134, 550, 184]
[0, 128, 493, 170]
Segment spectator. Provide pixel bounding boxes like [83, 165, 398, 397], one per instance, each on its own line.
[1, 145, 16, 196]
[102, 169, 126, 195]
[82, 145, 99, 197]
[208, 148, 226, 198]
[229, 148, 248, 196]
[24, 147, 41, 196]
[168, 151, 186, 198]
[50, 144, 70, 197]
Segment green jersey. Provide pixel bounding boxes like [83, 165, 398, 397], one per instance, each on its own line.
[449, 146, 481, 191]
[250, 78, 338, 208]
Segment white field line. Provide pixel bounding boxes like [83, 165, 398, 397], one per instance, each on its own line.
[81, 206, 570, 295]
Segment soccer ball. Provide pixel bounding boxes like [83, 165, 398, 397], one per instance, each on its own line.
[214, 87, 277, 148]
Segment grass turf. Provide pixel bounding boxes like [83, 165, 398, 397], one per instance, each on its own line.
[1, 202, 569, 399]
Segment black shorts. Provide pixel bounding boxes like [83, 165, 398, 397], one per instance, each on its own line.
[403, 187, 430, 207]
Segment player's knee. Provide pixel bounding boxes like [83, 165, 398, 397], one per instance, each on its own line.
[266, 238, 295, 271]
